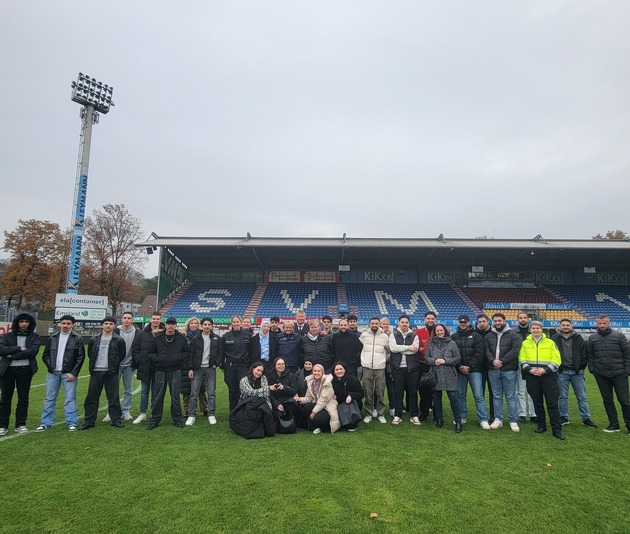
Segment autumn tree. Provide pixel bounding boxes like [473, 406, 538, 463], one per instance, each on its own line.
[79, 204, 147, 314]
[593, 230, 628, 240]
[1, 220, 69, 310]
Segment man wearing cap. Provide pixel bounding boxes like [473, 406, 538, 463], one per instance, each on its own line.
[79, 316, 126, 430]
[147, 317, 188, 429]
[451, 315, 489, 429]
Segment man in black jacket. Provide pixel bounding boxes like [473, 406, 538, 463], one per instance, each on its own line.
[0, 313, 41, 435]
[79, 317, 126, 430]
[451, 315, 488, 429]
[35, 315, 85, 432]
[222, 315, 253, 411]
[147, 317, 188, 429]
[131, 312, 163, 424]
[551, 319, 597, 428]
[186, 317, 223, 426]
[332, 319, 363, 377]
[587, 314, 630, 433]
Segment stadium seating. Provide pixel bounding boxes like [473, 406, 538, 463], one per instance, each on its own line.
[256, 283, 338, 318]
[164, 283, 258, 318]
[546, 285, 630, 321]
[461, 287, 563, 307]
[345, 284, 476, 321]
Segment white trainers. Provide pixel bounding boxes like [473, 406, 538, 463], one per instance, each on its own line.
[15, 426, 28, 434]
[312, 428, 322, 434]
[510, 422, 520, 432]
[208, 416, 217, 425]
[480, 421, 491, 430]
[0, 428, 7, 436]
[378, 416, 387, 424]
[68, 426, 77, 432]
[392, 416, 401, 425]
[34, 425, 48, 432]
[122, 412, 133, 421]
[363, 416, 372, 424]
[133, 413, 146, 425]
[372, 409, 378, 418]
[103, 414, 111, 423]
[490, 419, 503, 429]
[185, 416, 196, 426]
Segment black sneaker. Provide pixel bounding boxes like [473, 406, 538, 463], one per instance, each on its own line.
[518, 416, 527, 424]
[603, 424, 620, 433]
[560, 417, 570, 425]
[582, 419, 597, 429]
[529, 416, 538, 424]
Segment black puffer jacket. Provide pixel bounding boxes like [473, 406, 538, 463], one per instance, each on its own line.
[229, 396, 275, 439]
[0, 313, 40, 376]
[451, 327, 484, 372]
[302, 334, 333, 371]
[484, 327, 522, 371]
[132, 324, 162, 382]
[587, 328, 630, 378]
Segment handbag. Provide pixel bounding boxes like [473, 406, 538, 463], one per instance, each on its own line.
[338, 400, 362, 428]
[420, 367, 437, 388]
[277, 410, 296, 434]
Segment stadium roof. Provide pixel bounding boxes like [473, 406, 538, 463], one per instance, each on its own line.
[136, 235, 630, 272]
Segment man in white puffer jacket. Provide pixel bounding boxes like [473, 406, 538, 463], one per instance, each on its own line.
[359, 317, 390, 424]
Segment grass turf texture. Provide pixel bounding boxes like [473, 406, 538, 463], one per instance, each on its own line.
[1, 349, 629, 533]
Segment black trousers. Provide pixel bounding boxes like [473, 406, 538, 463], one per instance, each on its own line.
[386, 370, 395, 410]
[224, 363, 248, 412]
[593, 373, 630, 428]
[432, 389, 461, 422]
[84, 371, 122, 426]
[0, 366, 34, 428]
[392, 367, 419, 417]
[418, 363, 433, 417]
[297, 402, 330, 431]
[151, 370, 183, 425]
[525, 373, 561, 432]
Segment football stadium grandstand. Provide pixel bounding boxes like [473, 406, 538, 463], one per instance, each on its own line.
[136, 235, 630, 330]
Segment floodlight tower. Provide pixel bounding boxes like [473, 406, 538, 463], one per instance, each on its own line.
[66, 73, 114, 294]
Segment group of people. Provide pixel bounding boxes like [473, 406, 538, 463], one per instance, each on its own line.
[0, 309, 629, 441]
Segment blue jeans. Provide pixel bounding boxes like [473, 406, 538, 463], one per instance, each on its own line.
[119, 365, 134, 414]
[487, 369, 518, 423]
[457, 372, 488, 422]
[558, 370, 591, 420]
[189, 367, 217, 416]
[40, 372, 79, 427]
[140, 380, 151, 414]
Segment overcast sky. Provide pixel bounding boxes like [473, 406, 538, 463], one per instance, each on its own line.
[2, 1, 629, 271]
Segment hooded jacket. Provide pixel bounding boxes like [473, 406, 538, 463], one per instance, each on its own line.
[0, 313, 40, 376]
[587, 328, 630, 378]
[359, 328, 390, 370]
[425, 335, 461, 391]
[484, 326, 522, 372]
[132, 323, 163, 382]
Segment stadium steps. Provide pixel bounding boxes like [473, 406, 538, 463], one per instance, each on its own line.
[453, 287, 483, 317]
[545, 287, 591, 319]
[337, 284, 348, 306]
[159, 281, 192, 315]
[244, 284, 268, 318]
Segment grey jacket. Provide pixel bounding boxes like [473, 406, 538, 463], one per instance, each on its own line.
[425, 337, 461, 391]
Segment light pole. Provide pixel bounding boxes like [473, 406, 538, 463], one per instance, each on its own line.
[66, 73, 114, 294]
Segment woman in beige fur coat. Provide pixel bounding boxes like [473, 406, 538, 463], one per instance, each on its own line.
[294, 364, 340, 434]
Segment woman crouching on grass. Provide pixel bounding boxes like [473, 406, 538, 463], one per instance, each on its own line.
[267, 357, 299, 421]
[331, 362, 364, 432]
[239, 362, 273, 410]
[294, 364, 340, 434]
[425, 324, 463, 433]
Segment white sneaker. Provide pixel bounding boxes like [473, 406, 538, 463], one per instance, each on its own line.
[480, 421, 491, 430]
[15, 426, 28, 434]
[103, 414, 111, 423]
[312, 428, 322, 434]
[208, 416, 217, 425]
[510, 422, 520, 432]
[122, 412, 133, 421]
[392, 416, 402, 425]
[378, 416, 387, 424]
[372, 409, 378, 418]
[363, 416, 372, 424]
[185, 416, 196, 426]
[133, 413, 146, 425]
[0, 428, 7, 436]
[68, 426, 77, 432]
[490, 419, 503, 430]
[34, 425, 47, 432]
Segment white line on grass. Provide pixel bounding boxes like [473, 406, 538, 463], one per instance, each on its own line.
[30, 374, 91, 388]
[0, 385, 142, 443]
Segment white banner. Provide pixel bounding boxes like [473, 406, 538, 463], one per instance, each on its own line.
[55, 294, 108, 309]
[55, 308, 107, 321]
